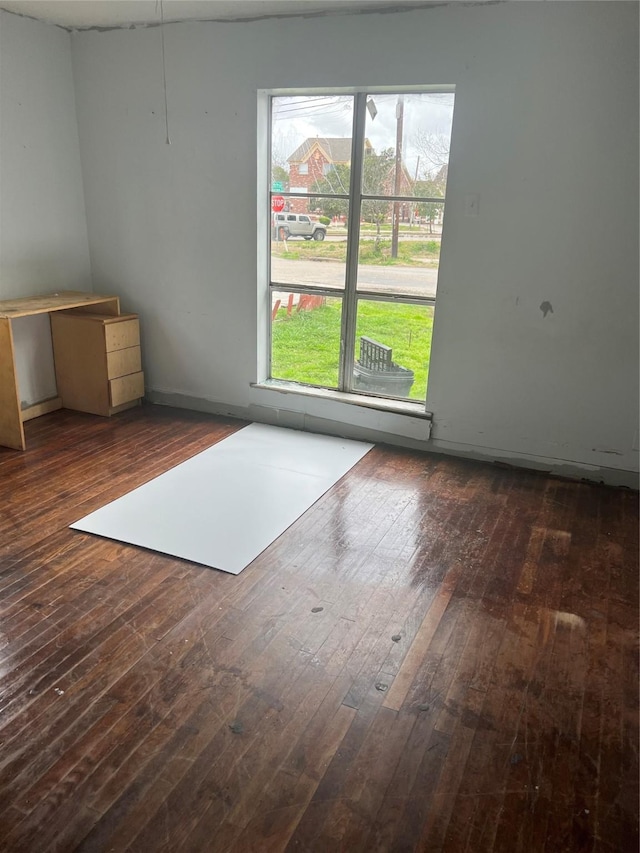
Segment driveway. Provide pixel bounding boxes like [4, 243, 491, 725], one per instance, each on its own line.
[271, 257, 438, 298]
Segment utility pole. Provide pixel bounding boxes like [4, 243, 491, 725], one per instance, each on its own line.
[410, 155, 420, 228]
[391, 96, 404, 258]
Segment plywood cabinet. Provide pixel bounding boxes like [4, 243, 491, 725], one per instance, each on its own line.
[51, 311, 144, 417]
[0, 291, 130, 450]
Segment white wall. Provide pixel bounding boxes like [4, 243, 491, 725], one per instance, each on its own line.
[0, 11, 91, 404]
[71, 2, 639, 485]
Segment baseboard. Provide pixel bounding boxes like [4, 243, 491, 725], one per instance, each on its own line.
[144, 388, 639, 490]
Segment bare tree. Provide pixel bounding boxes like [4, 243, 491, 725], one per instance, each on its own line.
[412, 129, 451, 178]
[271, 133, 294, 170]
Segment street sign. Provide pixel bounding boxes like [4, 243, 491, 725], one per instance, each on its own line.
[272, 195, 285, 212]
[271, 181, 283, 192]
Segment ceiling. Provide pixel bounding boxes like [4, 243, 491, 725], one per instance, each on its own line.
[0, 0, 446, 29]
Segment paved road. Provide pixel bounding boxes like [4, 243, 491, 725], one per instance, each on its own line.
[271, 257, 438, 298]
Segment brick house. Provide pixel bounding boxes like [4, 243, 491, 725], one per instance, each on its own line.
[287, 138, 356, 212]
[286, 137, 415, 219]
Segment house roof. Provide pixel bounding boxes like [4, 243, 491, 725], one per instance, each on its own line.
[288, 137, 372, 164]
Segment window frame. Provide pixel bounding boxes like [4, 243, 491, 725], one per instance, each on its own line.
[263, 86, 455, 406]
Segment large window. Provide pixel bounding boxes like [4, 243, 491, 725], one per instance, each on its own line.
[267, 90, 455, 404]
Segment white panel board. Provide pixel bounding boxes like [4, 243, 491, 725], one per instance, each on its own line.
[71, 423, 373, 574]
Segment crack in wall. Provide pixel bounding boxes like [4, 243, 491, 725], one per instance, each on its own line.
[0, 1, 503, 33]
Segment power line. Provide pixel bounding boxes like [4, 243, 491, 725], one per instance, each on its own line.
[274, 104, 352, 119]
[273, 97, 352, 116]
[273, 96, 348, 112]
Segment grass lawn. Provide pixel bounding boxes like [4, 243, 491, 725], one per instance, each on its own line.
[273, 238, 440, 267]
[271, 298, 434, 400]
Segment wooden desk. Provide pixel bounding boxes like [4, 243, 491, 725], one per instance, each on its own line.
[0, 291, 142, 451]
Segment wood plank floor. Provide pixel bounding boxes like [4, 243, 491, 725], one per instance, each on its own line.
[0, 404, 637, 852]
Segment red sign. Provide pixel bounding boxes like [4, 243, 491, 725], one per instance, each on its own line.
[272, 195, 285, 212]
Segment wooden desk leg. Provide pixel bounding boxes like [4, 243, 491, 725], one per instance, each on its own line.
[0, 318, 26, 450]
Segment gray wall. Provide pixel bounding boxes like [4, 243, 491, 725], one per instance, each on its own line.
[0, 11, 91, 404]
[65, 3, 638, 484]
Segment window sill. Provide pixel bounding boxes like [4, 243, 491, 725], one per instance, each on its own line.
[251, 380, 432, 420]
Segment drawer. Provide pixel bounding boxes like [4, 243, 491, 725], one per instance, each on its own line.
[106, 345, 142, 379]
[109, 371, 144, 407]
[105, 318, 140, 352]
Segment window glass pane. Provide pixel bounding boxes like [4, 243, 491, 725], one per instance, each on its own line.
[271, 95, 354, 196]
[266, 89, 454, 401]
[356, 201, 443, 298]
[271, 199, 349, 291]
[271, 293, 343, 389]
[353, 300, 435, 401]
[361, 93, 454, 199]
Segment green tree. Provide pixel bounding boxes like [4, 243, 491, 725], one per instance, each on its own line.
[414, 178, 444, 234]
[309, 163, 350, 220]
[271, 164, 290, 191]
[310, 148, 395, 244]
[361, 148, 394, 244]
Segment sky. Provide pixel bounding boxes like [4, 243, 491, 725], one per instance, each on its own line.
[272, 92, 455, 180]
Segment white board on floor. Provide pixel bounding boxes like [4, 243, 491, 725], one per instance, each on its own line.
[71, 423, 373, 574]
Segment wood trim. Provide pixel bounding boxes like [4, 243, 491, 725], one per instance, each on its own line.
[108, 399, 142, 416]
[20, 397, 63, 422]
[0, 291, 120, 319]
[0, 317, 25, 450]
[0, 292, 123, 450]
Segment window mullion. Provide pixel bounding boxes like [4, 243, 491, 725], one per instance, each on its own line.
[339, 92, 367, 392]
[266, 96, 275, 382]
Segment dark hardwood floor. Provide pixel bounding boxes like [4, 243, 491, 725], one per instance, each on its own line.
[0, 404, 637, 852]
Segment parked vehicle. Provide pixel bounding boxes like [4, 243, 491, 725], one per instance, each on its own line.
[273, 213, 326, 241]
